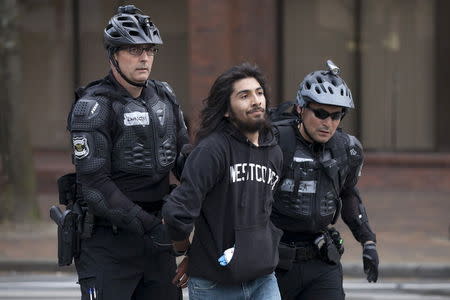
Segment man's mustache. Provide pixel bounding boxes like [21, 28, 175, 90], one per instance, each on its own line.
[247, 107, 265, 114]
[136, 66, 149, 70]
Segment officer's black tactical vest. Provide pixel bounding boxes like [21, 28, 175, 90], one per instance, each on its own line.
[273, 123, 354, 233]
[68, 78, 182, 185]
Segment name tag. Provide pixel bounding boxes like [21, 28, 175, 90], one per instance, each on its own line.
[124, 112, 150, 126]
[298, 180, 316, 193]
[293, 157, 313, 163]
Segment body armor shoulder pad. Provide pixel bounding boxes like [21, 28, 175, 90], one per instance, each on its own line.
[348, 134, 363, 150]
[346, 133, 363, 163]
[274, 124, 297, 169]
[70, 96, 111, 131]
[153, 80, 180, 108]
[159, 81, 176, 98]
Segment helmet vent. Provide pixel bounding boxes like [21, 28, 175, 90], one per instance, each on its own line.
[315, 86, 321, 94]
[316, 77, 323, 83]
[305, 81, 311, 90]
[117, 16, 129, 21]
[340, 89, 344, 96]
[328, 87, 334, 94]
[110, 31, 121, 38]
[129, 30, 139, 36]
[331, 79, 337, 87]
[320, 84, 327, 93]
[122, 22, 137, 28]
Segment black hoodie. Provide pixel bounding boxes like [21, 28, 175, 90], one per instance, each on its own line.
[162, 121, 283, 284]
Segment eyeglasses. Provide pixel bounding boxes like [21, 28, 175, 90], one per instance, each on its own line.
[121, 45, 159, 56]
[306, 106, 344, 121]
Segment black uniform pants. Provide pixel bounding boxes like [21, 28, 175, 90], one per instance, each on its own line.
[275, 258, 345, 300]
[75, 226, 181, 300]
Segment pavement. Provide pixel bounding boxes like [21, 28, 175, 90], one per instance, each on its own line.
[0, 151, 449, 279]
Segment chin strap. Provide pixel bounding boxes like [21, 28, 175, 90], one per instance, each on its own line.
[109, 52, 148, 88]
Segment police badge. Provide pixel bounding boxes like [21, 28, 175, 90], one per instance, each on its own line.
[73, 136, 89, 159]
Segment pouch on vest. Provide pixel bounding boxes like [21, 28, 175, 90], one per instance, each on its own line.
[315, 230, 341, 265]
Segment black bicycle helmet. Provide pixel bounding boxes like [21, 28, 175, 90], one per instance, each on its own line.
[104, 5, 163, 51]
[296, 60, 354, 109]
[104, 5, 163, 87]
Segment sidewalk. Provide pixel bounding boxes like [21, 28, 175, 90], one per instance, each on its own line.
[0, 151, 449, 279]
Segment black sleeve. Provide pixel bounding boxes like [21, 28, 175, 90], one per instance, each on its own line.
[340, 139, 377, 244]
[162, 143, 225, 241]
[176, 108, 190, 153]
[173, 108, 191, 180]
[341, 186, 376, 244]
[71, 98, 160, 235]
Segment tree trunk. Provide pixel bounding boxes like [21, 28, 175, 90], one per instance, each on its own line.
[0, 0, 39, 222]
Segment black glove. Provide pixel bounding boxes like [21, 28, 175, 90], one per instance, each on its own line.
[145, 223, 173, 253]
[363, 243, 379, 282]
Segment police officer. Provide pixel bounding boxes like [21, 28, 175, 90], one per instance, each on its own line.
[272, 60, 379, 300]
[68, 5, 188, 300]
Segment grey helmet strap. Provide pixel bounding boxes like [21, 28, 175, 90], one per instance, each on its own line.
[109, 52, 148, 88]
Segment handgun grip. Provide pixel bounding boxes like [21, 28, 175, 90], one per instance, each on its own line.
[49, 206, 64, 227]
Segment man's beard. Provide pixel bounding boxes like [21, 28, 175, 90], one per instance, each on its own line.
[229, 108, 268, 134]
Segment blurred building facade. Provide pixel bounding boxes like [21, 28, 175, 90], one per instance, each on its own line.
[5, 0, 448, 264]
[19, 0, 450, 152]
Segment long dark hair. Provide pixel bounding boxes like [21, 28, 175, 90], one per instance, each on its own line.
[195, 62, 271, 143]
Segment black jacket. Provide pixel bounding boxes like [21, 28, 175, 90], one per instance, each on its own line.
[162, 121, 283, 284]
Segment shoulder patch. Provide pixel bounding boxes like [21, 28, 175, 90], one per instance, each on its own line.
[73, 136, 89, 159]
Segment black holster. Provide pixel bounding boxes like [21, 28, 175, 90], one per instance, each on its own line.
[52, 172, 89, 266]
[58, 210, 79, 266]
[50, 205, 80, 266]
